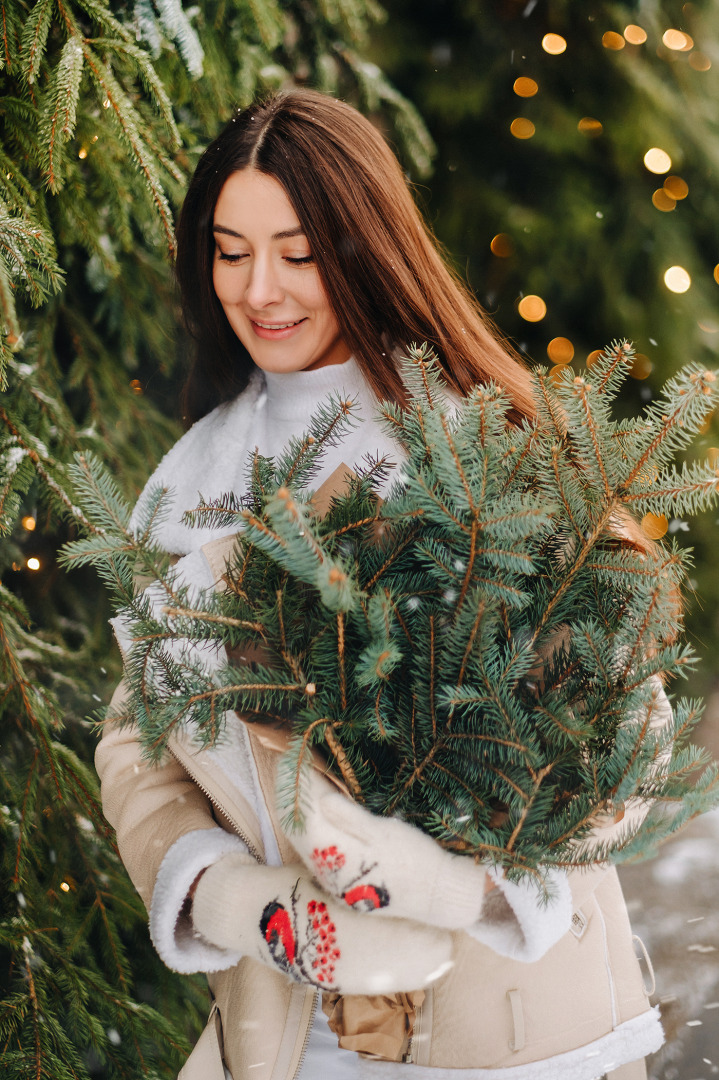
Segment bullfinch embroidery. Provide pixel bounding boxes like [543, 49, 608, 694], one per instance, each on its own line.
[311, 845, 391, 912]
[259, 887, 341, 988]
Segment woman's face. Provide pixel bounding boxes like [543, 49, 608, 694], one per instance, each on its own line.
[212, 169, 351, 374]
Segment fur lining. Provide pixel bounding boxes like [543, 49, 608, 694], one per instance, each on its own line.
[466, 867, 573, 962]
[149, 828, 251, 973]
[358, 1007, 663, 1080]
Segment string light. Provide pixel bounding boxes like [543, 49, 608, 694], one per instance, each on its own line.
[542, 34, 567, 55]
[27, 557, 40, 571]
[547, 337, 574, 364]
[689, 52, 711, 71]
[602, 31, 625, 50]
[624, 25, 647, 45]
[664, 176, 689, 200]
[490, 234, 514, 257]
[60, 882, 71, 892]
[578, 117, 603, 136]
[518, 295, 547, 322]
[510, 118, 535, 139]
[513, 77, 539, 97]
[664, 266, 691, 293]
[652, 189, 676, 212]
[78, 148, 88, 160]
[644, 148, 672, 174]
[641, 513, 668, 540]
[21, 515, 36, 531]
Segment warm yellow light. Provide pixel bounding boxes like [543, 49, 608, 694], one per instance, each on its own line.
[714, 265, 719, 285]
[664, 266, 691, 293]
[699, 320, 719, 334]
[78, 148, 88, 160]
[547, 337, 574, 364]
[542, 33, 567, 55]
[644, 147, 672, 174]
[510, 118, 536, 140]
[92, 135, 99, 143]
[547, 365, 570, 384]
[663, 175, 689, 200]
[490, 233, 514, 258]
[663, 29, 689, 50]
[518, 295, 547, 322]
[641, 513, 668, 540]
[652, 188, 676, 212]
[21, 515, 36, 531]
[103, 99, 111, 108]
[630, 354, 653, 380]
[27, 557, 40, 571]
[689, 51, 711, 71]
[624, 24, 648, 45]
[513, 77, 539, 97]
[586, 349, 603, 368]
[578, 117, 603, 136]
[129, 379, 143, 395]
[680, 33, 694, 51]
[602, 31, 625, 50]
[60, 881, 70, 893]
[708, 447, 719, 467]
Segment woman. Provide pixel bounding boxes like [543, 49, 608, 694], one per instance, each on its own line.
[96, 89, 665, 1080]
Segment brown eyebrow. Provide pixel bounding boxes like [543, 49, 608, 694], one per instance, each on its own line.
[212, 225, 306, 241]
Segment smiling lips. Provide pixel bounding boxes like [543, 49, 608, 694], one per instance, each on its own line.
[251, 317, 307, 339]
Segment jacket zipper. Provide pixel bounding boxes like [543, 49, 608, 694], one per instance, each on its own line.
[292, 991, 318, 1080]
[167, 743, 264, 863]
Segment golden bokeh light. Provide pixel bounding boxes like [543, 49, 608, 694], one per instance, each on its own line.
[641, 513, 668, 540]
[698, 410, 715, 435]
[518, 295, 547, 322]
[129, 379, 143, 395]
[60, 882, 71, 893]
[21, 515, 36, 531]
[78, 148, 88, 160]
[708, 447, 719, 468]
[602, 31, 625, 50]
[663, 175, 689, 200]
[578, 117, 603, 136]
[664, 266, 691, 293]
[652, 189, 676, 212]
[547, 365, 570, 385]
[510, 118, 536, 140]
[514, 77, 539, 97]
[630, 354, 653, 380]
[662, 29, 690, 50]
[714, 265, 719, 285]
[542, 34, 567, 55]
[490, 233, 514, 258]
[644, 147, 672, 174]
[587, 349, 603, 367]
[547, 337, 575, 364]
[624, 25, 648, 45]
[689, 51, 711, 71]
[27, 557, 41, 571]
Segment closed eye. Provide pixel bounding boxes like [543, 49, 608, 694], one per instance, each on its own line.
[285, 255, 314, 266]
[217, 251, 247, 263]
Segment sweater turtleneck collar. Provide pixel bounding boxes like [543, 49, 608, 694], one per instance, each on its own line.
[261, 357, 367, 422]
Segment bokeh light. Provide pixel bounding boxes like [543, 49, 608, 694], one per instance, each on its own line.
[664, 266, 691, 293]
[21, 515, 36, 531]
[644, 148, 672, 174]
[689, 52, 711, 71]
[547, 337, 575, 364]
[518, 295, 547, 322]
[513, 77, 539, 97]
[587, 349, 603, 367]
[662, 29, 690, 50]
[624, 25, 647, 45]
[630, 354, 653, 379]
[641, 513, 668, 540]
[578, 117, 603, 136]
[663, 175, 689, 200]
[510, 118, 536, 140]
[27, 557, 40, 571]
[542, 34, 567, 55]
[490, 233, 514, 257]
[602, 32, 625, 51]
[714, 265, 719, 285]
[652, 189, 676, 212]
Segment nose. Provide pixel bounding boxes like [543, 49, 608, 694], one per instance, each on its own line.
[245, 254, 284, 310]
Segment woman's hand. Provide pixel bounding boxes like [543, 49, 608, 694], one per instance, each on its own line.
[281, 769, 497, 931]
[191, 855, 453, 994]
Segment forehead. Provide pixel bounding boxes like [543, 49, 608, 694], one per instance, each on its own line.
[213, 169, 301, 233]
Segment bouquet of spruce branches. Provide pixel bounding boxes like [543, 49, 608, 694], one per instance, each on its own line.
[64, 342, 719, 878]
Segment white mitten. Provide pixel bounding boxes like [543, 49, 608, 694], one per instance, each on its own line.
[283, 769, 493, 930]
[191, 856, 454, 994]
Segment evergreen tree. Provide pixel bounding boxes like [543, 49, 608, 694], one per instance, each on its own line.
[369, 0, 719, 684]
[64, 343, 719, 883]
[0, 0, 431, 1073]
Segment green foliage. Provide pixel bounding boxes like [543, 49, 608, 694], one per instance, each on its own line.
[66, 344, 719, 882]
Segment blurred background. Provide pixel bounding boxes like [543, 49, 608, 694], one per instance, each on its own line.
[1, 0, 718, 1076]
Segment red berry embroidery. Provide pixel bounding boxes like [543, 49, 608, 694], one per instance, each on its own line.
[311, 846, 347, 874]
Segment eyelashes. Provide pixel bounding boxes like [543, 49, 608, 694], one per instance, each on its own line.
[216, 252, 314, 266]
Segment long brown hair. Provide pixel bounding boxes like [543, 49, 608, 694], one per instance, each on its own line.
[176, 88, 535, 427]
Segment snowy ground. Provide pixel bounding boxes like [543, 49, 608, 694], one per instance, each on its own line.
[618, 807, 719, 1080]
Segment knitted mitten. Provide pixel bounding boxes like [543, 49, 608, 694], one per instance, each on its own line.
[191, 856, 454, 994]
[283, 769, 494, 930]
